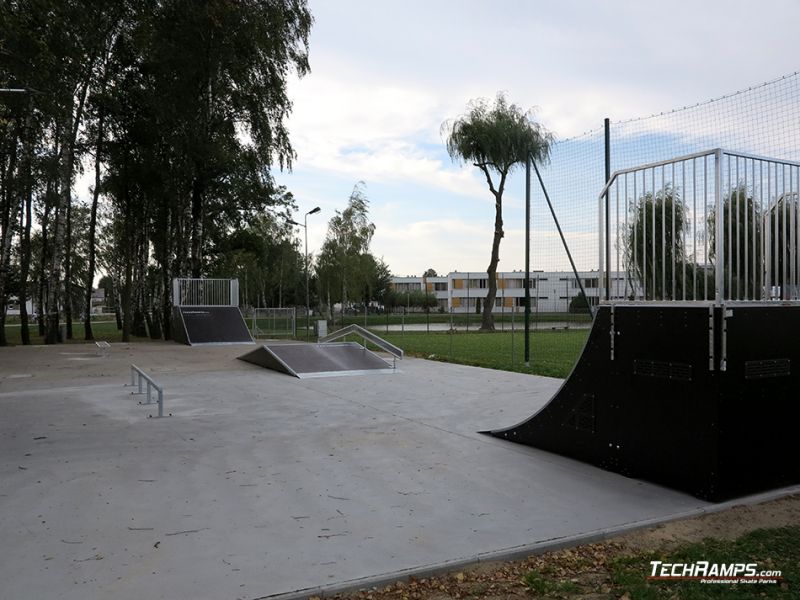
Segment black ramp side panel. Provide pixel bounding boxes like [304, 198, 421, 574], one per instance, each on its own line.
[238, 342, 392, 377]
[177, 306, 253, 345]
[485, 305, 800, 502]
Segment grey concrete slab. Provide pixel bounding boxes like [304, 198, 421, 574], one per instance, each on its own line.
[0, 344, 784, 600]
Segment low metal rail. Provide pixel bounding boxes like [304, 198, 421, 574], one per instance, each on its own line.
[319, 324, 403, 368]
[126, 365, 168, 418]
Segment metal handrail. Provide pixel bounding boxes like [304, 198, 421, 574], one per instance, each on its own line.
[126, 365, 168, 418]
[599, 147, 800, 305]
[319, 324, 404, 360]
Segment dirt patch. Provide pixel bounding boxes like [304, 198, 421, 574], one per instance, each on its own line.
[326, 493, 800, 600]
[618, 493, 800, 552]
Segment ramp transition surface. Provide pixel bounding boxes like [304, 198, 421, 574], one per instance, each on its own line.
[173, 306, 254, 345]
[239, 342, 395, 378]
[485, 304, 800, 502]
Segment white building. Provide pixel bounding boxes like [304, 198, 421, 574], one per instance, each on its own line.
[390, 270, 631, 313]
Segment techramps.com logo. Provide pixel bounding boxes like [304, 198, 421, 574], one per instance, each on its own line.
[648, 561, 783, 584]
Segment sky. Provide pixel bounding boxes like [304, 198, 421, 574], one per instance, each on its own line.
[274, 0, 800, 277]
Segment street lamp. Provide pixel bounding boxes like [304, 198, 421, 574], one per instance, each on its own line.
[289, 206, 321, 340]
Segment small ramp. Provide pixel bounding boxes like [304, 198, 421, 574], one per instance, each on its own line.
[239, 342, 397, 378]
[173, 306, 254, 346]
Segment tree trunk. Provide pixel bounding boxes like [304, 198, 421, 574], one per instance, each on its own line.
[0, 118, 20, 346]
[84, 106, 104, 340]
[18, 117, 34, 345]
[190, 175, 204, 277]
[38, 180, 53, 337]
[121, 163, 133, 343]
[113, 278, 123, 330]
[64, 187, 73, 339]
[45, 117, 75, 345]
[122, 248, 132, 342]
[480, 169, 507, 331]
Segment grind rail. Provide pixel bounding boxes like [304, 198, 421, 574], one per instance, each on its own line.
[126, 365, 168, 418]
[319, 324, 404, 368]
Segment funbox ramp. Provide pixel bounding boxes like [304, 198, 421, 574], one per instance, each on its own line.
[485, 305, 800, 502]
[238, 342, 396, 378]
[173, 306, 254, 346]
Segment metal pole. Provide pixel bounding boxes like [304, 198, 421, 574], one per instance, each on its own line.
[531, 160, 595, 317]
[304, 213, 310, 340]
[714, 150, 724, 305]
[604, 118, 611, 300]
[524, 156, 531, 366]
[299, 207, 320, 340]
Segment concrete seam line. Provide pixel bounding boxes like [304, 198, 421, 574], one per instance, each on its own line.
[257, 485, 800, 600]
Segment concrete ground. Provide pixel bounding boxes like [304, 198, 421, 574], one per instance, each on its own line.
[0, 342, 792, 600]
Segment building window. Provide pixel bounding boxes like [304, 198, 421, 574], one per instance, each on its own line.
[434, 282, 447, 291]
[393, 282, 422, 292]
[504, 278, 536, 289]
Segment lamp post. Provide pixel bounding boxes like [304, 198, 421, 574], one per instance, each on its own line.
[289, 206, 321, 340]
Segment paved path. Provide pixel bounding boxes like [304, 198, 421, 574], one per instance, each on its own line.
[0, 343, 750, 599]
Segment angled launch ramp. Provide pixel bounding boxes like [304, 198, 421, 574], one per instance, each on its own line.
[485, 305, 800, 502]
[173, 306, 254, 346]
[239, 342, 397, 378]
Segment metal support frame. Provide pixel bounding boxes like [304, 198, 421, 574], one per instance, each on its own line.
[708, 306, 715, 371]
[319, 324, 403, 369]
[609, 304, 615, 361]
[126, 365, 168, 418]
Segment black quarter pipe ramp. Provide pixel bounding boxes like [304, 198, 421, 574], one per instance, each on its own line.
[173, 306, 254, 346]
[485, 305, 800, 502]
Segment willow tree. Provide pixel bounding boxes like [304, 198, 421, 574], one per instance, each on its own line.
[442, 93, 553, 330]
[626, 186, 688, 300]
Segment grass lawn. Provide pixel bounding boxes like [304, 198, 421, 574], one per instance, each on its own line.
[358, 328, 589, 379]
[605, 526, 796, 599]
[2, 320, 156, 345]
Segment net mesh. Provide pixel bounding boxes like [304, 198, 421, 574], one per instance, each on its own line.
[533, 71, 800, 273]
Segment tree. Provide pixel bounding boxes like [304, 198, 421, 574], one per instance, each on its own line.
[707, 184, 764, 301]
[443, 93, 553, 330]
[0, 0, 312, 345]
[568, 292, 591, 314]
[764, 192, 798, 299]
[626, 185, 688, 300]
[316, 182, 377, 317]
[423, 268, 438, 278]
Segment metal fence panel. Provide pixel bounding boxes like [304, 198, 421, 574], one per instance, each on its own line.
[600, 149, 800, 304]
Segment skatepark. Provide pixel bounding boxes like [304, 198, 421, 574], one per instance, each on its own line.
[2, 337, 798, 600]
[6, 144, 800, 598]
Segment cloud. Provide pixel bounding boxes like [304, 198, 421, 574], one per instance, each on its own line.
[369, 216, 598, 276]
[282, 0, 800, 277]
